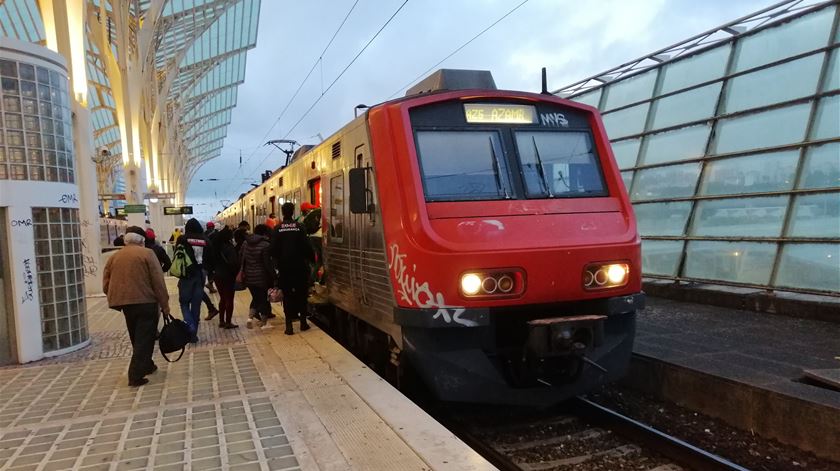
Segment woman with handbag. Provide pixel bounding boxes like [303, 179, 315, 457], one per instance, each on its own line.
[211, 227, 240, 329]
[240, 224, 275, 329]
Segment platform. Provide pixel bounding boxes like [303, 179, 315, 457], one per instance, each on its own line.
[625, 295, 840, 462]
[0, 279, 495, 471]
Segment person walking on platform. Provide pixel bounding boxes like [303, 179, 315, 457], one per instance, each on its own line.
[234, 220, 250, 253]
[204, 221, 220, 293]
[271, 202, 315, 335]
[103, 226, 169, 387]
[265, 213, 278, 230]
[145, 228, 171, 272]
[168, 226, 182, 243]
[210, 227, 239, 329]
[175, 218, 212, 343]
[241, 224, 275, 329]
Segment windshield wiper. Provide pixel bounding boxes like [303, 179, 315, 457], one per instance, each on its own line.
[488, 136, 509, 198]
[531, 136, 553, 197]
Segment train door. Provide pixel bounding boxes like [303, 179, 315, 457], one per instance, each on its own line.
[349, 144, 372, 306]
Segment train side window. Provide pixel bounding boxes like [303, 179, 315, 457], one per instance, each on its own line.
[293, 190, 301, 217]
[330, 174, 345, 242]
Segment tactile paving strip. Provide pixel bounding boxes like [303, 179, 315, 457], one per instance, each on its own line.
[0, 396, 298, 471]
[0, 347, 264, 430]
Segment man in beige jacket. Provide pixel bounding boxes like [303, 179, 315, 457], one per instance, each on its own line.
[103, 226, 171, 387]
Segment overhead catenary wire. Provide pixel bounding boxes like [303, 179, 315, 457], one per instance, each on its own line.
[222, 0, 361, 198]
[387, 0, 531, 100]
[248, 0, 410, 175]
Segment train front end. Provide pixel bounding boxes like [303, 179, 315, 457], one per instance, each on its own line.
[368, 73, 643, 406]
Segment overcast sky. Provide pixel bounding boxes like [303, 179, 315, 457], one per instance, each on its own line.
[185, 0, 771, 221]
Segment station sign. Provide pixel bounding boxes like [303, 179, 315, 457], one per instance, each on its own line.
[163, 206, 194, 215]
[114, 208, 126, 216]
[99, 193, 126, 201]
[144, 192, 177, 200]
[124, 204, 147, 214]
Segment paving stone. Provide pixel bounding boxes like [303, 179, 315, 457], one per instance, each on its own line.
[0, 287, 305, 471]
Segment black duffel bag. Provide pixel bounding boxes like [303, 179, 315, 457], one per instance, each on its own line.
[158, 312, 191, 362]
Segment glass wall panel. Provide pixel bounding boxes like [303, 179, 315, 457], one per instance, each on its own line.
[650, 83, 721, 129]
[775, 243, 840, 292]
[787, 192, 840, 237]
[691, 196, 788, 236]
[684, 240, 777, 284]
[642, 240, 684, 276]
[601, 103, 649, 139]
[799, 142, 840, 189]
[659, 45, 732, 95]
[713, 103, 811, 154]
[700, 150, 799, 195]
[811, 94, 840, 140]
[632, 162, 701, 201]
[611, 138, 640, 169]
[634, 202, 692, 236]
[620, 171, 633, 192]
[640, 125, 711, 166]
[602, 69, 658, 110]
[823, 48, 839, 92]
[732, 7, 834, 73]
[724, 53, 823, 113]
[571, 89, 602, 108]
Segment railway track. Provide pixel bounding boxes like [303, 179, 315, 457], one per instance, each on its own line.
[434, 397, 750, 471]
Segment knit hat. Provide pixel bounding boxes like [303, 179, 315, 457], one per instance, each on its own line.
[126, 226, 146, 238]
[145, 228, 156, 240]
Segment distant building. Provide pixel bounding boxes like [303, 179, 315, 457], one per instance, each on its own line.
[557, 1, 840, 296]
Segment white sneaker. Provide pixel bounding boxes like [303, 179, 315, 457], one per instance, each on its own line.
[260, 321, 274, 330]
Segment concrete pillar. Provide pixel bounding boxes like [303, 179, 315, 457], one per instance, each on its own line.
[71, 104, 104, 296]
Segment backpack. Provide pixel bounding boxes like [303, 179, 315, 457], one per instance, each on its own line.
[158, 312, 191, 362]
[169, 244, 193, 278]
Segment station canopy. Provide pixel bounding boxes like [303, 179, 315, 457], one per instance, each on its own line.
[0, 0, 260, 183]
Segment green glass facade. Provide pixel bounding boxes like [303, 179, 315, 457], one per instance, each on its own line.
[560, 2, 840, 295]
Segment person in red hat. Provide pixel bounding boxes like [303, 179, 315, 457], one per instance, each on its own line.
[144, 228, 171, 272]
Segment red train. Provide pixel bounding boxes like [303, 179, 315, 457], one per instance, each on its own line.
[219, 70, 643, 405]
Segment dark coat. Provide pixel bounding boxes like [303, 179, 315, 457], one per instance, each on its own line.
[241, 234, 273, 288]
[233, 227, 248, 253]
[271, 219, 315, 289]
[213, 241, 239, 281]
[146, 240, 171, 272]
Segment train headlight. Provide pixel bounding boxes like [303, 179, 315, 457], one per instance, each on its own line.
[460, 269, 525, 297]
[583, 262, 629, 290]
[460, 273, 482, 296]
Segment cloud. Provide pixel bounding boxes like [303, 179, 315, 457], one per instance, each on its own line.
[186, 0, 773, 221]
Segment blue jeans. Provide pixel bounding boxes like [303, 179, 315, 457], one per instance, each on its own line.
[178, 269, 205, 340]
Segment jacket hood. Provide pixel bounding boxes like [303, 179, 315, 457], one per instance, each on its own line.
[185, 218, 202, 234]
[246, 234, 268, 245]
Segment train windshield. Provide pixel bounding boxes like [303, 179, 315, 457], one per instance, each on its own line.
[514, 131, 606, 198]
[416, 130, 512, 201]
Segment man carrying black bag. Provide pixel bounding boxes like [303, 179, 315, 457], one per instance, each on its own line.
[103, 226, 170, 387]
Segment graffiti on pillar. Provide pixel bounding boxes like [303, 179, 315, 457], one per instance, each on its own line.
[10, 218, 32, 227]
[58, 193, 79, 204]
[80, 219, 98, 278]
[21, 258, 34, 303]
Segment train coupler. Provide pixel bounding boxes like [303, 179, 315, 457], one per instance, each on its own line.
[518, 315, 608, 384]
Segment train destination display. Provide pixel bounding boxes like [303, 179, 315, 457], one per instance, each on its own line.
[464, 103, 537, 124]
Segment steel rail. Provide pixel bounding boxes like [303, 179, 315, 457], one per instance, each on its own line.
[571, 397, 750, 471]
